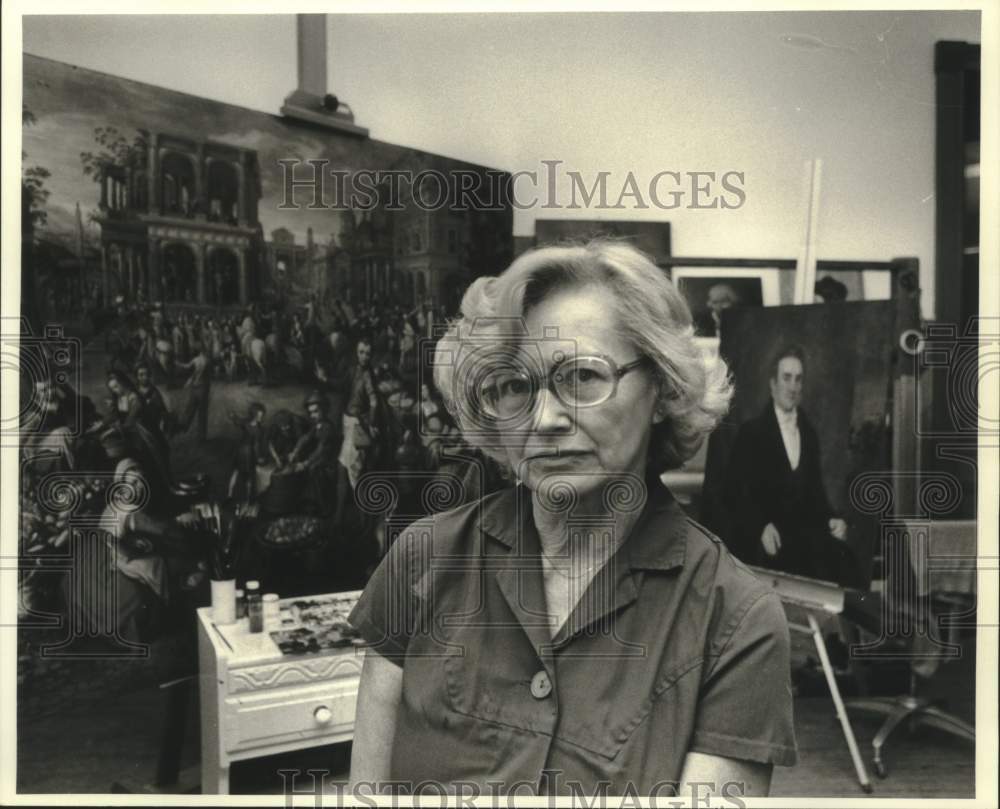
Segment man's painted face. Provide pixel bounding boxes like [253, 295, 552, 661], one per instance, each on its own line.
[136, 368, 150, 386]
[707, 285, 737, 326]
[307, 403, 323, 423]
[357, 342, 372, 366]
[770, 356, 804, 413]
[707, 287, 734, 313]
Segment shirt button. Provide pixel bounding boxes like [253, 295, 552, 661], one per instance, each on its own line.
[530, 670, 552, 699]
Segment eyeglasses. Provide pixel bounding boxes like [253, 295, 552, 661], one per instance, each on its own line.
[478, 354, 651, 421]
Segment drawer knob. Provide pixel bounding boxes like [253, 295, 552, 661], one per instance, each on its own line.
[314, 706, 333, 725]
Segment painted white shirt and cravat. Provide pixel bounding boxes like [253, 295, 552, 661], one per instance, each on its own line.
[773, 404, 801, 471]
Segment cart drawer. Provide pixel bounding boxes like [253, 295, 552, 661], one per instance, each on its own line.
[225, 680, 359, 753]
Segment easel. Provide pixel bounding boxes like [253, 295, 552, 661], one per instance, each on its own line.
[793, 158, 823, 305]
[758, 570, 873, 793]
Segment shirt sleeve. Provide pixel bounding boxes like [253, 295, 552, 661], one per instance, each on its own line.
[348, 520, 434, 668]
[689, 591, 798, 766]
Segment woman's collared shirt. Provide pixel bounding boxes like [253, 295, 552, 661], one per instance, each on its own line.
[349, 480, 797, 796]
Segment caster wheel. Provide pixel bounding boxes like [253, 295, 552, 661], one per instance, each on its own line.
[874, 760, 887, 779]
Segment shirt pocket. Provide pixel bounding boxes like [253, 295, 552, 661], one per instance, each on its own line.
[440, 620, 560, 737]
[549, 653, 705, 761]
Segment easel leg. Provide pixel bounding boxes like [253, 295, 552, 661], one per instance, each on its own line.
[807, 611, 873, 793]
[155, 676, 193, 786]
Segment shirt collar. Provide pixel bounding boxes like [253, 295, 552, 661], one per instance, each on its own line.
[477, 475, 688, 661]
[476, 474, 688, 573]
[626, 480, 689, 572]
[475, 482, 537, 555]
[773, 402, 798, 428]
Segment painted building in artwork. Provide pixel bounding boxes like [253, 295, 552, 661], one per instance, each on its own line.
[392, 204, 466, 310]
[24, 54, 514, 320]
[260, 203, 512, 311]
[93, 131, 263, 308]
[263, 226, 309, 298]
[387, 154, 513, 312]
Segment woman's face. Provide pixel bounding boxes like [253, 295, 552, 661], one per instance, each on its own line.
[107, 378, 123, 396]
[499, 285, 661, 501]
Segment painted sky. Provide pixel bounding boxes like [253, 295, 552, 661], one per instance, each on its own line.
[22, 54, 457, 255]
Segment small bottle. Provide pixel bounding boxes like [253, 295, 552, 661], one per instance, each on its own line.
[263, 593, 280, 631]
[234, 588, 246, 619]
[246, 580, 263, 633]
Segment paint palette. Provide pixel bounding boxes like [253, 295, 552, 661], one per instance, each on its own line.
[269, 593, 362, 655]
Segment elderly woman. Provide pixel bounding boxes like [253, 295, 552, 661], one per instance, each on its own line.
[348, 241, 796, 798]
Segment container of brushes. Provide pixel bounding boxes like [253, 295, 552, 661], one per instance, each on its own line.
[211, 577, 237, 624]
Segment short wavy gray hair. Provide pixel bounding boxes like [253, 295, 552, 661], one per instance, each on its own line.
[433, 239, 733, 474]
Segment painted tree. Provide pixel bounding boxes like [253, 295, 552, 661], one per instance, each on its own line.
[21, 106, 50, 332]
[79, 125, 149, 185]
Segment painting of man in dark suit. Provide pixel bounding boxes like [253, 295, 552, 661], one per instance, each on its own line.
[724, 345, 853, 582]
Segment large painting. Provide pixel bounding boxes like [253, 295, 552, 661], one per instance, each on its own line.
[701, 300, 906, 590]
[17, 53, 513, 657]
[21, 54, 513, 326]
[531, 218, 671, 264]
[671, 266, 781, 338]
